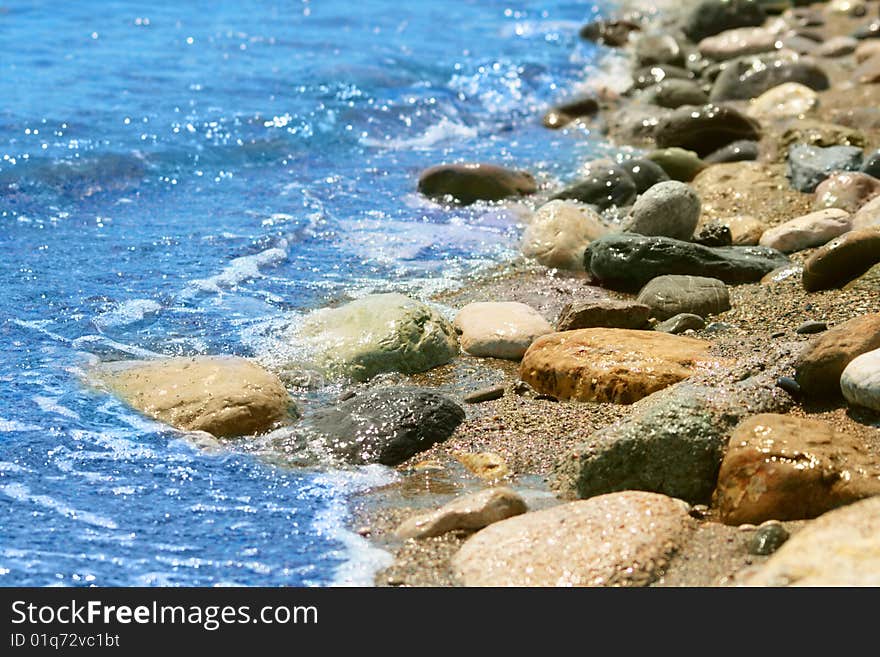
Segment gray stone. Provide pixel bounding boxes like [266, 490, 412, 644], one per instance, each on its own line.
[634, 32, 684, 66]
[710, 53, 830, 102]
[552, 161, 638, 210]
[624, 181, 702, 240]
[748, 522, 790, 555]
[619, 158, 670, 194]
[860, 149, 880, 178]
[796, 320, 827, 334]
[556, 299, 651, 331]
[683, 0, 767, 42]
[816, 35, 858, 57]
[552, 374, 793, 504]
[584, 233, 790, 292]
[294, 388, 465, 466]
[645, 79, 709, 109]
[395, 488, 527, 539]
[655, 313, 706, 334]
[704, 140, 759, 164]
[542, 96, 600, 129]
[463, 385, 505, 404]
[693, 222, 733, 246]
[786, 144, 863, 193]
[637, 275, 731, 321]
[655, 104, 762, 158]
[631, 65, 694, 91]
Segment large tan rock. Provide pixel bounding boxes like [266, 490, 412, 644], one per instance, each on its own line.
[521, 200, 609, 270]
[395, 488, 527, 539]
[758, 209, 851, 253]
[747, 496, 880, 586]
[452, 491, 694, 586]
[454, 301, 553, 360]
[100, 356, 295, 438]
[519, 328, 715, 404]
[714, 414, 880, 525]
[794, 313, 880, 397]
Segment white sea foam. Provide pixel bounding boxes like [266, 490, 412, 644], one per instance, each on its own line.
[361, 116, 478, 150]
[1, 482, 118, 529]
[182, 245, 288, 297]
[310, 465, 398, 587]
[0, 418, 43, 432]
[33, 395, 81, 420]
[93, 299, 162, 330]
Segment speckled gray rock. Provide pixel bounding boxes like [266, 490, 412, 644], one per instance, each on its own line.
[296, 388, 465, 466]
[624, 181, 702, 240]
[645, 148, 707, 182]
[786, 144, 863, 193]
[645, 79, 709, 109]
[655, 313, 706, 334]
[552, 161, 638, 210]
[655, 104, 762, 158]
[710, 53, 830, 102]
[552, 376, 793, 504]
[704, 140, 759, 164]
[619, 158, 670, 194]
[555, 299, 651, 331]
[636, 275, 730, 321]
[683, 0, 767, 42]
[747, 496, 880, 586]
[395, 488, 527, 539]
[584, 234, 790, 291]
[452, 492, 695, 586]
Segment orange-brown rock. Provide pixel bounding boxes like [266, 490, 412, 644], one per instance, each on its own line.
[714, 414, 880, 525]
[519, 328, 715, 404]
[794, 313, 880, 397]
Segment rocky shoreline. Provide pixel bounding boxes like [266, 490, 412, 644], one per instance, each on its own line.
[90, 0, 880, 586]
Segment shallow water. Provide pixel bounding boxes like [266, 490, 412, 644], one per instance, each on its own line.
[0, 0, 614, 586]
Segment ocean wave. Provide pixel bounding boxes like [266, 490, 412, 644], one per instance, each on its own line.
[182, 245, 289, 298]
[1, 482, 118, 529]
[360, 117, 477, 150]
[93, 299, 162, 331]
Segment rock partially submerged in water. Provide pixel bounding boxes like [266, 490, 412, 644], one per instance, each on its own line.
[417, 163, 536, 205]
[100, 356, 296, 438]
[452, 491, 694, 586]
[296, 388, 465, 466]
[746, 496, 880, 586]
[292, 293, 459, 382]
[519, 328, 715, 404]
[542, 95, 600, 129]
[551, 160, 638, 210]
[583, 233, 790, 292]
[552, 374, 793, 504]
[395, 487, 527, 539]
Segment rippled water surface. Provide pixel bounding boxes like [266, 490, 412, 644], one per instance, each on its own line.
[0, 0, 611, 586]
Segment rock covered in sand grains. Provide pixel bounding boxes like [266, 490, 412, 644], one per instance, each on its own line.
[636, 275, 730, 321]
[623, 180, 702, 240]
[452, 492, 694, 586]
[552, 377, 793, 504]
[747, 496, 880, 586]
[758, 208, 851, 253]
[786, 143, 863, 193]
[555, 299, 651, 331]
[300, 388, 464, 466]
[453, 301, 553, 360]
[801, 227, 880, 291]
[519, 328, 715, 404]
[714, 414, 880, 525]
[654, 104, 761, 158]
[293, 293, 458, 381]
[100, 356, 296, 438]
[841, 348, 880, 412]
[520, 200, 609, 270]
[794, 313, 880, 397]
[417, 163, 536, 205]
[583, 234, 789, 292]
[395, 488, 527, 539]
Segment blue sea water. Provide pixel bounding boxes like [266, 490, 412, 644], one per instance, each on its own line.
[0, 0, 614, 586]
